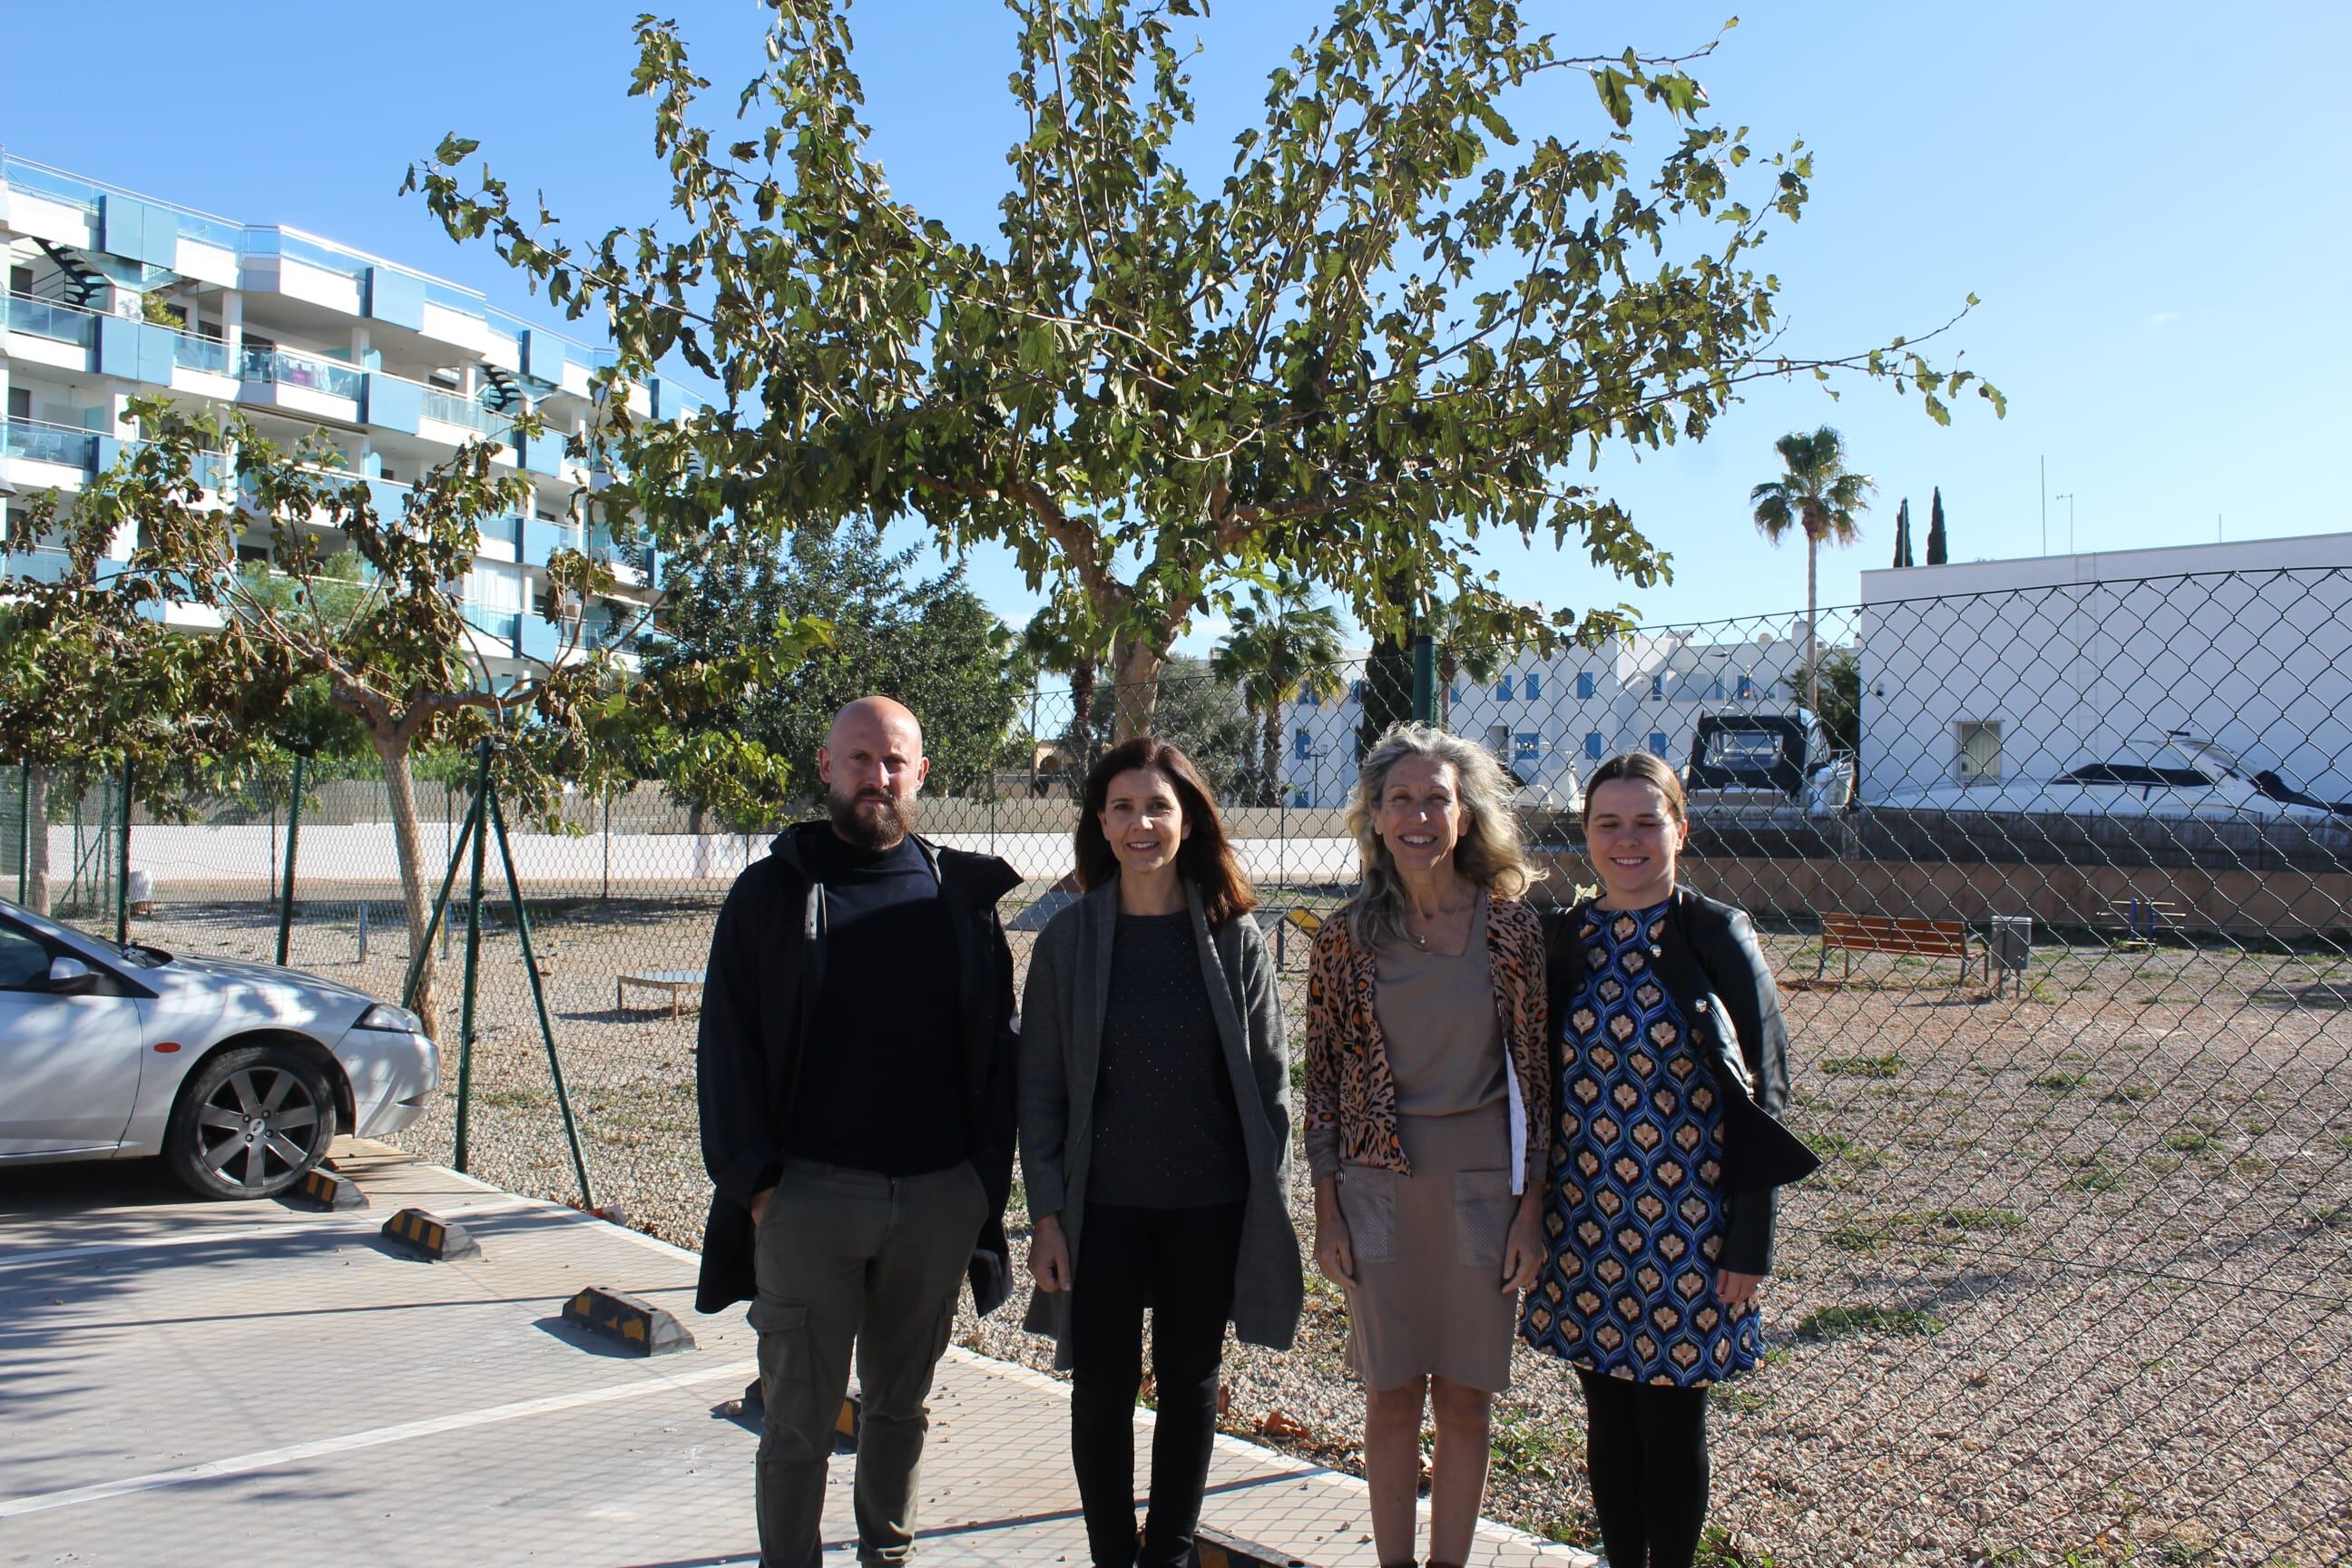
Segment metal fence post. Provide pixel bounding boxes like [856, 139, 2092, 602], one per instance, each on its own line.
[115, 758, 133, 946]
[1410, 633, 1436, 724]
[274, 752, 306, 966]
[488, 789, 595, 1211]
[452, 745, 493, 1175]
[15, 763, 28, 904]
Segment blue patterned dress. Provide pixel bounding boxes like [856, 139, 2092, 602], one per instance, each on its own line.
[1520, 899, 1760, 1386]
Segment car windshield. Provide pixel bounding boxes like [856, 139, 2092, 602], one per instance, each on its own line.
[14, 906, 176, 967]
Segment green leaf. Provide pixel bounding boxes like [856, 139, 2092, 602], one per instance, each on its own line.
[435, 134, 481, 167]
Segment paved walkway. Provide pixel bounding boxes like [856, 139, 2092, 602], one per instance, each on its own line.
[0, 1141, 1594, 1567]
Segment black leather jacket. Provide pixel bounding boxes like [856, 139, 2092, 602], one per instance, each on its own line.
[1542, 885, 1795, 1275]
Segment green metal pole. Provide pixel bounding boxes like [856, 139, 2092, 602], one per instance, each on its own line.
[489, 790, 595, 1210]
[115, 758, 133, 946]
[1410, 633, 1437, 725]
[452, 745, 493, 1175]
[274, 753, 306, 966]
[15, 764, 27, 905]
[398, 779, 485, 1013]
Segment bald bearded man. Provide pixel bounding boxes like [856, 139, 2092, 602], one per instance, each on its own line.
[695, 696, 1022, 1568]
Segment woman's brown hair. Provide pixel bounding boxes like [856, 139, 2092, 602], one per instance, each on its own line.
[1074, 736, 1258, 926]
[1582, 750, 1690, 827]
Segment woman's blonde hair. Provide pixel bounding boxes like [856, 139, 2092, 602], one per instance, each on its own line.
[1341, 722, 1539, 949]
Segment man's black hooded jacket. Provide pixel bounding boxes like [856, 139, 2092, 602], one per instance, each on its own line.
[694, 821, 1024, 1315]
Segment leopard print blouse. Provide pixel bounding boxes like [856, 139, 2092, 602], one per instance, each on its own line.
[1302, 897, 1551, 1183]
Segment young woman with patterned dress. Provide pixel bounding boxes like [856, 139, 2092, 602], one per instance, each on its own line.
[1304, 724, 1553, 1568]
[1520, 750, 1801, 1568]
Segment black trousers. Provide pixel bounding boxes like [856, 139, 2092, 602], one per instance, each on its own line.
[1068, 1200, 1247, 1568]
[1577, 1367, 1711, 1568]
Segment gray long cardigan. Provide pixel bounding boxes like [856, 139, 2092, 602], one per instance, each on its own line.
[1018, 879, 1304, 1368]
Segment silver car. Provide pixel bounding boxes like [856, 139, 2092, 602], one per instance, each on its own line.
[0, 897, 438, 1198]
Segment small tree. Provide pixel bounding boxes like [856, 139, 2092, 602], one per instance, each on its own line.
[33, 402, 793, 1031]
[411, 2, 1996, 738]
[1891, 497, 1914, 568]
[1210, 582, 1346, 806]
[1426, 589, 1522, 732]
[1927, 486, 1950, 564]
[1750, 426, 1875, 713]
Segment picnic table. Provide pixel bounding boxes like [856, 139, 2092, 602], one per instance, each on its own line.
[617, 969, 707, 1017]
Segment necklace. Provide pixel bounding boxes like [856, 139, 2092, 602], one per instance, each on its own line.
[1406, 894, 1476, 949]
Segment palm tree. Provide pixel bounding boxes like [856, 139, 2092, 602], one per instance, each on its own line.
[1211, 583, 1347, 806]
[1022, 598, 1114, 788]
[1425, 592, 1513, 732]
[1750, 426, 1876, 712]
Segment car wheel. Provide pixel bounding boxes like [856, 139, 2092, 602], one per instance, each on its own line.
[164, 1044, 338, 1200]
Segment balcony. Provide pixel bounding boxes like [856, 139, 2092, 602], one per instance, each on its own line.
[4, 419, 99, 472]
[240, 347, 364, 401]
[523, 520, 586, 568]
[171, 332, 232, 376]
[419, 386, 504, 436]
[459, 603, 522, 652]
[3, 292, 98, 348]
[0, 548, 74, 585]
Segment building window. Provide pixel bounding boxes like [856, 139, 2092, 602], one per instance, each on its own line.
[1651, 731, 1671, 758]
[1299, 689, 1319, 708]
[1955, 720, 2003, 783]
[1576, 671, 1596, 700]
[1496, 676, 1514, 701]
[1524, 671, 1542, 700]
[1449, 685, 1463, 704]
[1294, 729, 1314, 760]
[1514, 731, 1540, 763]
[1650, 673, 1665, 700]
[1737, 674, 1755, 700]
[1585, 731, 1604, 760]
[1351, 679, 1365, 702]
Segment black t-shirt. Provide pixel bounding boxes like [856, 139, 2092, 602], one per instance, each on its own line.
[1086, 910, 1250, 1208]
[780, 831, 967, 1175]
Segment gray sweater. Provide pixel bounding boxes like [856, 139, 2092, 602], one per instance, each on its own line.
[1018, 880, 1304, 1368]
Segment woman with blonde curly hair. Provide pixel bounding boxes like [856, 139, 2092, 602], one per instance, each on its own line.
[1302, 723, 1552, 1568]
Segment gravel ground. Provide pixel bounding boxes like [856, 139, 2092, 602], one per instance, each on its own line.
[136, 895, 2352, 1568]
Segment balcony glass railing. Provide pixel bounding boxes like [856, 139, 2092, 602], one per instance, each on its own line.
[4, 420, 99, 470]
[0, 155, 242, 247]
[0, 549, 75, 585]
[419, 386, 502, 434]
[240, 348, 363, 400]
[4, 292, 98, 347]
[536, 523, 586, 557]
[172, 332, 231, 375]
[461, 604, 522, 645]
[477, 514, 522, 548]
[423, 279, 486, 315]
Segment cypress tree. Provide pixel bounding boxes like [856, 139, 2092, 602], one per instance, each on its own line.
[1926, 486, 1949, 565]
[1892, 497, 1914, 567]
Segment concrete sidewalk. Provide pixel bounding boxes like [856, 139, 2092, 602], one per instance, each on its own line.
[0, 1141, 1594, 1567]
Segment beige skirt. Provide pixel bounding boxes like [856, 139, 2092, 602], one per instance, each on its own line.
[1337, 1103, 1519, 1394]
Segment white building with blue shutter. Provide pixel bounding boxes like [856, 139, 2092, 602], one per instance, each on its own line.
[0, 152, 686, 677]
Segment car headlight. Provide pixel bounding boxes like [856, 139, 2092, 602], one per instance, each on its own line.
[355, 1003, 426, 1034]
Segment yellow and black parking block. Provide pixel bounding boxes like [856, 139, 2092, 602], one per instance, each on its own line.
[1191, 1528, 1309, 1568]
[287, 1167, 365, 1211]
[379, 1207, 481, 1260]
[560, 1286, 695, 1356]
[834, 1393, 861, 1455]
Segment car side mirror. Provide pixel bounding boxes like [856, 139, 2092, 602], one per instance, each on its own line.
[44, 956, 95, 995]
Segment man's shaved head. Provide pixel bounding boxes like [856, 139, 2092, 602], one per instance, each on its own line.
[818, 696, 928, 848]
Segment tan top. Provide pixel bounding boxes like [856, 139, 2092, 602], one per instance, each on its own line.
[1370, 894, 1508, 1118]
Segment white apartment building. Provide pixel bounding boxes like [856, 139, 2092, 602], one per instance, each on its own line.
[1856, 531, 2352, 804]
[1280, 622, 1823, 808]
[0, 152, 690, 674]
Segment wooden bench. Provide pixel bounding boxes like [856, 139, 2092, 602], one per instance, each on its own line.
[1815, 913, 1986, 986]
[617, 969, 706, 1017]
[1275, 907, 1324, 969]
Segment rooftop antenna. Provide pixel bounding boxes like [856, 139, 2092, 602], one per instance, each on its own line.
[2039, 456, 2047, 555]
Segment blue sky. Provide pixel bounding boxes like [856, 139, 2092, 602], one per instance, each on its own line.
[10, 1, 2345, 647]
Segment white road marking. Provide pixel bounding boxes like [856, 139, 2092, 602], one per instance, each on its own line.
[0, 1358, 758, 1518]
[0, 1199, 539, 1269]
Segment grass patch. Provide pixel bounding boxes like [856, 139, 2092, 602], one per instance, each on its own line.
[1822, 1053, 1902, 1079]
[1921, 1207, 2025, 1232]
[1488, 1408, 1570, 1479]
[1807, 1132, 1889, 1169]
[2101, 1082, 2158, 1103]
[2163, 1130, 2217, 1152]
[1826, 1225, 1885, 1253]
[1797, 1304, 1945, 1341]
[2029, 1071, 2089, 1092]
[2066, 1156, 2123, 1193]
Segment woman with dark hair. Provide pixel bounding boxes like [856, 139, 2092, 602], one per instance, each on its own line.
[1019, 735, 1302, 1568]
[1519, 750, 1815, 1568]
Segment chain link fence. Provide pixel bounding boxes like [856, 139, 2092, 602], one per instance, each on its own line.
[8, 564, 2348, 1565]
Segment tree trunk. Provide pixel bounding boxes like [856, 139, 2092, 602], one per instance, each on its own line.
[1108, 637, 1164, 743]
[1805, 529, 1821, 715]
[1439, 652, 1458, 730]
[24, 765, 51, 916]
[1069, 662, 1097, 779]
[377, 740, 443, 1039]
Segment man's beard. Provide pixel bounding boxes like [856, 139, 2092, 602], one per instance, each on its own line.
[828, 784, 920, 848]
